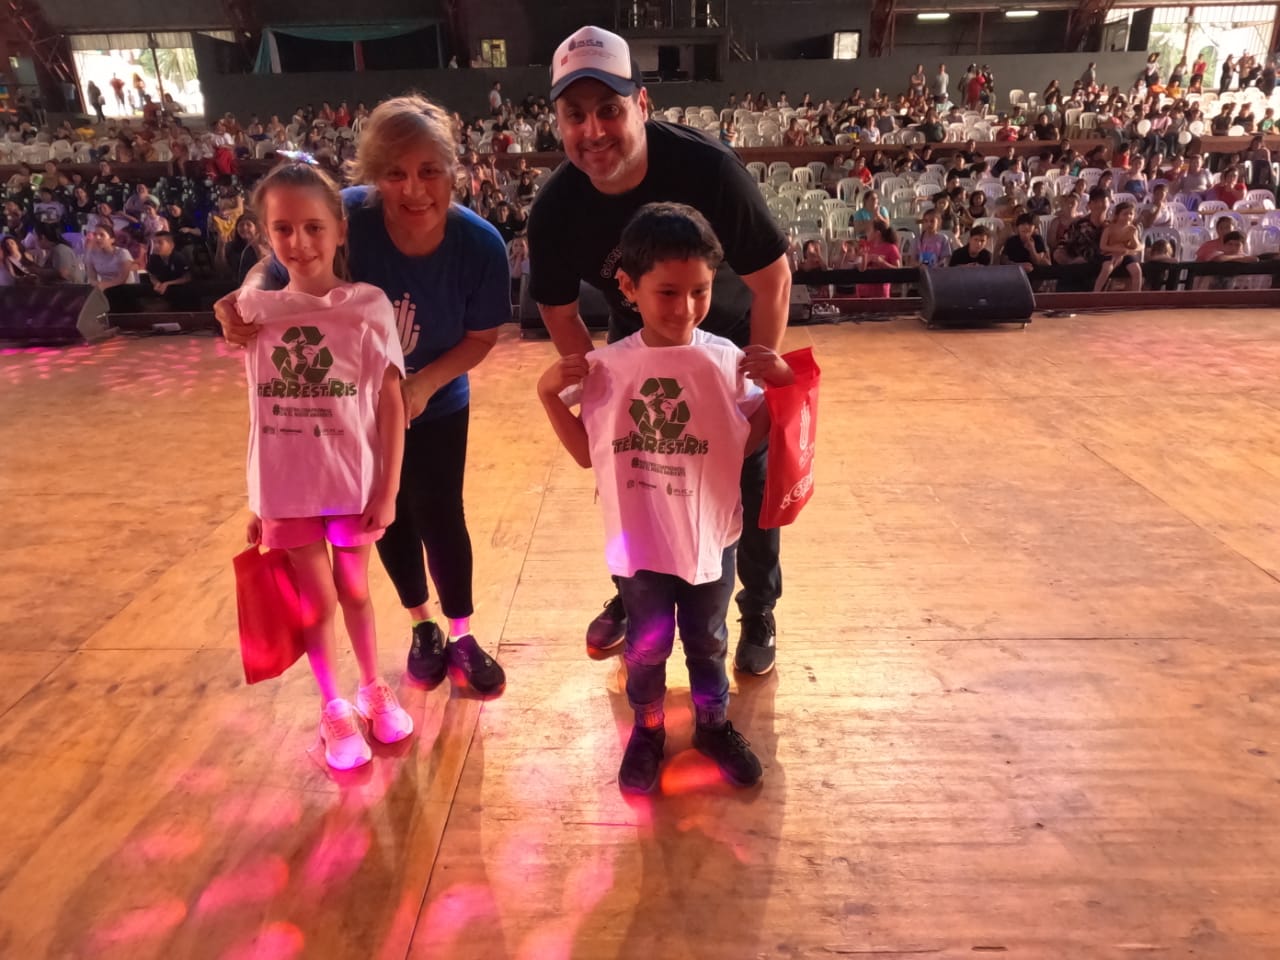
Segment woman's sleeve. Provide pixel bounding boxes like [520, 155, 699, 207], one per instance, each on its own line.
[464, 221, 512, 332]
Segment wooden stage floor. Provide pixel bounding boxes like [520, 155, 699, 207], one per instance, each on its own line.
[2, 309, 1279, 959]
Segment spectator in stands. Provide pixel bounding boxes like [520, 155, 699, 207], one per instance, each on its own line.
[851, 190, 889, 239]
[849, 155, 873, 186]
[1095, 201, 1142, 291]
[335, 101, 351, 129]
[1196, 221, 1258, 288]
[32, 187, 65, 227]
[949, 225, 992, 267]
[1175, 154, 1212, 203]
[0, 236, 38, 285]
[489, 81, 503, 115]
[917, 208, 952, 268]
[1244, 135, 1274, 190]
[146, 231, 196, 308]
[1207, 167, 1246, 207]
[1055, 187, 1109, 273]
[855, 222, 900, 298]
[488, 201, 521, 244]
[1146, 239, 1176, 264]
[535, 120, 559, 152]
[33, 226, 84, 283]
[1221, 55, 1236, 94]
[1025, 179, 1052, 217]
[783, 118, 807, 147]
[959, 190, 989, 232]
[84, 223, 134, 298]
[218, 215, 259, 283]
[1138, 182, 1174, 229]
[1211, 103, 1235, 137]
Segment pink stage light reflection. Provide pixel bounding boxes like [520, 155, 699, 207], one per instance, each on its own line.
[213, 791, 302, 832]
[302, 823, 372, 890]
[417, 882, 499, 951]
[87, 896, 188, 951]
[121, 823, 206, 865]
[195, 855, 290, 916]
[220, 921, 306, 960]
[660, 750, 732, 796]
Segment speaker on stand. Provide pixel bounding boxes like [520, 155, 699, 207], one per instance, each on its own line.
[918, 265, 1034, 328]
[0, 285, 113, 343]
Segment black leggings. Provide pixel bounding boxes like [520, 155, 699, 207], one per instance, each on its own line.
[375, 404, 474, 619]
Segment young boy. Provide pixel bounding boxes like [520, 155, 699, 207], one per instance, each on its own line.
[537, 203, 794, 794]
[949, 224, 992, 267]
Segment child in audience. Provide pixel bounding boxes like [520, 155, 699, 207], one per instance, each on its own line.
[1146, 239, 1176, 263]
[1095, 201, 1143, 291]
[949, 224, 992, 266]
[917, 208, 953, 268]
[856, 221, 901, 297]
[238, 162, 413, 771]
[536, 202, 794, 794]
[1025, 179, 1052, 217]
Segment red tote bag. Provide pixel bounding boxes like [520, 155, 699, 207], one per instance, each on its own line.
[232, 546, 307, 684]
[759, 347, 820, 529]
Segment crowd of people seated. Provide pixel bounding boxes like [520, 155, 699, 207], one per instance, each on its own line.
[0, 90, 563, 308]
[2, 49, 1278, 305]
[707, 50, 1280, 154]
[777, 138, 1278, 297]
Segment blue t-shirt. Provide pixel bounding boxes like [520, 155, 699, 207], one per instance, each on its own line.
[267, 187, 509, 422]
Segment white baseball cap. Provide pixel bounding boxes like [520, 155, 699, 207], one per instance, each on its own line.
[550, 26, 643, 101]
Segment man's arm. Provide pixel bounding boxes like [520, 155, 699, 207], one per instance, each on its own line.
[538, 300, 594, 358]
[740, 253, 792, 352]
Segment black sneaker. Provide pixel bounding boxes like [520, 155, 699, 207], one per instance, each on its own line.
[734, 611, 777, 675]
[447, 634, 506, 694]
[407, 620, 447, 686]
[586, 594, 627, 652]
[618, 725, 665, 794]
[693, 721, 762, 787]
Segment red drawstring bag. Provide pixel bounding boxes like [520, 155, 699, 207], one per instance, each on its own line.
[759, 347, 820, 529]
[232, 546, 306, 684]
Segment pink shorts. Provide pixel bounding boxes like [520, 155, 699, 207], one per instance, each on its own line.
[261, 514, 385, 550]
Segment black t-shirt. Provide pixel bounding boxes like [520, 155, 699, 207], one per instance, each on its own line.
[949, 246, 992, 267]
[146, 251, 190, 283]
[1002, 233, 1046, 264]
[528, 120, 789, 345]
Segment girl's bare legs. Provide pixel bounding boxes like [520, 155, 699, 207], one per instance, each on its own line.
[287, 540, 340, 704]
[1094, 258, 1116, 292]
[331, 544, 378, 687]
[1125, 260, 1143, 291]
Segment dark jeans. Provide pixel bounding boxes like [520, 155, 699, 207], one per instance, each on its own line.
[617, 545, 735, 727]
[606, 317, 783, 615]
[375, 404, 474, 618]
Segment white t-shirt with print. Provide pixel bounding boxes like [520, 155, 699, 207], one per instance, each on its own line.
[238, 282, 404, 520]
[572, 329, 763, 585]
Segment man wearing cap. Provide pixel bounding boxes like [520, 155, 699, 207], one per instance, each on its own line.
[527, 25, 793, 676]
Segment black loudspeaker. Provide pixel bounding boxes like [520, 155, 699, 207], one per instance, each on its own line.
[0, 284, 112, 343]
[918, 265, 1034, 328]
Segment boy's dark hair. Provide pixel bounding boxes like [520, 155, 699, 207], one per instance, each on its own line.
[1015, 213, 1036, 227]
[1088, 186, 1109, 203]
[617, 202, 724, 281]
[1113, 201, 1134, 215]
[1224, 230, 1245, 244]
[970, 224, 990, 238]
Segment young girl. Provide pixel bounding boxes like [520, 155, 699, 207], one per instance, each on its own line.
[856, 221, 901, 298]
[238, 162, 413, 771]
[917, 208, 953, 268]
[1095, 201, 1143, 292]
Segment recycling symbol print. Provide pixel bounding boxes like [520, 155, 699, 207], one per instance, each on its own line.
[629, 377, 691, 440]
[271, 326, 334, 385]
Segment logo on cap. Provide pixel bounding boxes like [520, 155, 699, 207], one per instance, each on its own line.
[568, 37, 605, 51]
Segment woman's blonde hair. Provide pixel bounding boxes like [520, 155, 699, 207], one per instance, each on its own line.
[345, 94, 458, 187]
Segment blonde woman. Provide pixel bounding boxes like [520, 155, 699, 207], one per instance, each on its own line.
[216, 95, 508, 695]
